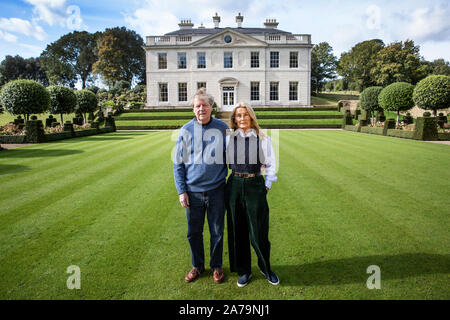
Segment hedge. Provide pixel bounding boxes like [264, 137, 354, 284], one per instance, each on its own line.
[386, 129, 415, 139]
[343, 125, 361, 132]
[438, 132, 450, 141]
[0, 135, 27, 144]
[360, 126, 384, 135]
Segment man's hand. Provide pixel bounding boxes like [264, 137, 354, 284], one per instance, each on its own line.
[179, 192, 190, 208]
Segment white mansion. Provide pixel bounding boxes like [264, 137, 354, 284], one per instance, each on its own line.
[144, 13, 312, 111]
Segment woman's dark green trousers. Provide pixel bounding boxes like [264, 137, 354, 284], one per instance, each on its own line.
[226, 174, 272, 276]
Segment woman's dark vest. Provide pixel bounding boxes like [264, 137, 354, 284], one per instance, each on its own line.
[229, 135, 265, 173]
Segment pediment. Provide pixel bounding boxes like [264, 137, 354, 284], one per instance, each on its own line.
[191, 29, 268, 47]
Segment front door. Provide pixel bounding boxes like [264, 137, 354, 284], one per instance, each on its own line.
[222, 86, 235, 111]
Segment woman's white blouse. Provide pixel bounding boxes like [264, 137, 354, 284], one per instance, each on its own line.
[226, 128, 278, 189]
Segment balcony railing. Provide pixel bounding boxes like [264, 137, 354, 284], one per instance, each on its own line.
[147, 33, 311, 46]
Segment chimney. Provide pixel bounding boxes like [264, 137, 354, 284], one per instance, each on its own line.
[178, 19, 194, 29]
[235, 12, 243, 28]
[198, 23, 205, 29]
[264, 19, 278, 29]
[213, 12, 220, 28]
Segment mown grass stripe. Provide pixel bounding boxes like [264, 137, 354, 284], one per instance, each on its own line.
[292, 131, 450, 189]
[0, 134, 169, 256]
[281, 133, 448, 251]
[0, 133, 170, 224]
[1, 140, 174, 298]
[0, 138, 173, 298]
[0, 132, 165, 191]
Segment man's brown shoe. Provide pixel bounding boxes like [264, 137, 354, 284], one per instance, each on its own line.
[213, 268, 225, 283]
[185, 268, 204, 283]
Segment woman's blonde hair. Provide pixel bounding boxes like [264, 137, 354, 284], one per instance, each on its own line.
[230, 102, 265, 139]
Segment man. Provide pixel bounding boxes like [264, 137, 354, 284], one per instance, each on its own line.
[173, 88, 229, 283]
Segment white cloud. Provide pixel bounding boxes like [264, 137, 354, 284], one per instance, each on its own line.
[0, 17, 46, 41]
[25, 0, 67, 27]
[122, 0, 268, 36]
[0, 30, 18, 42]
[393, 5, 450, 42]
[24, 0, 87, 30]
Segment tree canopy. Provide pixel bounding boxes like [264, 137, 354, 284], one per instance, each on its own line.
[337, 39, 384, 91]
[371, 40, 427, 87]
[0, 79, 50, 120]
[93, 27, 145, 88]
[413, 75, 450, 116]
[311, 42, 337, 94]
[47, 85, 77, 124]
[378, 82, 415, 125]
[40, 31, 101, 89]
[0, 55, 49, 86]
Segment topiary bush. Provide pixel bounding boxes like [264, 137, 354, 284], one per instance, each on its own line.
[0, 79, 50, 121]
[47, 85, 77, 125]
[378, 82, 414, 126]
[413, 75, 450, 117]
[75, 89, 98, 124]
[360, 86, 383, 125]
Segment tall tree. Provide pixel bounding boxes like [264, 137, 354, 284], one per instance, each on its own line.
[40, 31, 101, 89]
[311, 42, 337, 94]
[93, 27, 145, 88]
[337, 39, 384, 92]
[422, 58, 450, 76]
[371, 40, 427, 86]
[0, 55, 49, 86]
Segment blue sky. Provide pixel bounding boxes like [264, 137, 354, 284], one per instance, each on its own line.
[1, 0, 449, 64]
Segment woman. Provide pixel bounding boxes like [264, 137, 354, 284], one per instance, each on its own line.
[225, 102, 279, 287]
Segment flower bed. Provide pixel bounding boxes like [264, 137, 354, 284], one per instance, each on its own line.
[0, 123, 24, 136]
[0, 123, 26, 143]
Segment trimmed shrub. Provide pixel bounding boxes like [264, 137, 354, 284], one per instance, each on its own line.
[342, 110, 353, 127]
[0, 79, 50, 121]
[360, 86, 383, 125]
[437, 113, 447, 128]
[25, 119, 46, 143]
[413, 75, 450, 117]
[45, 115, 57, 128]
[414, 115, 438, 140]
[129, 101, 144, 110]
[378, 82, 414, 126]
[75, 89, 98, 124]
[383, 118, 395, 135]
[403, 112, 414, 125]
[47, 85, 77, 124]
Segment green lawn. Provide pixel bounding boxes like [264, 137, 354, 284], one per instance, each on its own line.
[258, 119, 345, 125]
[116, 112, 193, 118]
[311, 92, 359, 106]
[0, 130, 449, 299]
[255, 111, 342, 116]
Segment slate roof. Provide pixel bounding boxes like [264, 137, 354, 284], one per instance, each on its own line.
[165, 27, 292, 36]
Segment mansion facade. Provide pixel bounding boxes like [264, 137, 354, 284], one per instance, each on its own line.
[144, 13, 312, 111]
